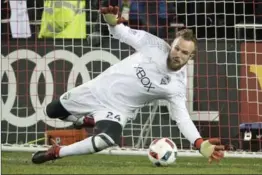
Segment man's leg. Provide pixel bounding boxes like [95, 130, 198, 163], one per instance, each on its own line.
[46, 83, 101, 128]
[44, 98, 95, 128]
[32, 120, 122, 164]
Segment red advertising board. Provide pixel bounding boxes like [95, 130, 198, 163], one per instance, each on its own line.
[240, 43, 262, 122]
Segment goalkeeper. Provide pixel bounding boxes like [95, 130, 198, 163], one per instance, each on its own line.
[32, 6, 224, 164]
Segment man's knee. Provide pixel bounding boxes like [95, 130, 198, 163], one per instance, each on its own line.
[91, 120, 123, 152]
[44, 99, 71, 119]
[91, 133, 116, 152]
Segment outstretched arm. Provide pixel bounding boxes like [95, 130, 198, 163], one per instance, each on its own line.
[100, 6, 169, 53]
[108, 23, 147, 51]
[169, 95, 225, 163]
[169, 96, 201, 144]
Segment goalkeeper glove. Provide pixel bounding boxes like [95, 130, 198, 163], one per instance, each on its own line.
[195, 138, 225, 163]
[100, 6, 127, 26]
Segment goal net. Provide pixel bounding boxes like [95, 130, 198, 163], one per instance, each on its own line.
[1, 0, 262, 158]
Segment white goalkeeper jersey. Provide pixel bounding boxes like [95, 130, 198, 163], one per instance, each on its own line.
[88, 24, 201, 144]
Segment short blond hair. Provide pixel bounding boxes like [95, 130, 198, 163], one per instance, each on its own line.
[175, 29, 198, 55]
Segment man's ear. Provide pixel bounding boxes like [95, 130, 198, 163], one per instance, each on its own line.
[189, 54, 195, 60]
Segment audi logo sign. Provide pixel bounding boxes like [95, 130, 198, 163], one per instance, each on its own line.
[1, 49, 120, 128]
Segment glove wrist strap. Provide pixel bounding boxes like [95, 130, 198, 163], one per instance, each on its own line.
[194, 138, 204, 149]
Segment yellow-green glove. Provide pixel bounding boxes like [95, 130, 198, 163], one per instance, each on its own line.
[100, 6, 127, 26]
[195, 138, 225, 163]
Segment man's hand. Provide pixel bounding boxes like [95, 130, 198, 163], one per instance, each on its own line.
[195, 138, 225, 163]
[100, 6, 127, 26]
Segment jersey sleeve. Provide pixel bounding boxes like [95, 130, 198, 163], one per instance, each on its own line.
[108, 24, 170, 55]
[168, 95, 202, 145]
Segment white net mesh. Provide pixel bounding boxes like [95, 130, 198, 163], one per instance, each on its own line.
[1, 0, 262, 157]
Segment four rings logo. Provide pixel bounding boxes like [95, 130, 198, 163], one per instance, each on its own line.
[1, 49, 120, 128]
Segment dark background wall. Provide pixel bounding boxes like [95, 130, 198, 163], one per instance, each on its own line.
[1, 0, 261, 40]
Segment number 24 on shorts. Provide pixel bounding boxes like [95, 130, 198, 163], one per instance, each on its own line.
[106, 112, 121, 122]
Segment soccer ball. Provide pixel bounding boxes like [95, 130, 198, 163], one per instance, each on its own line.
[147, 138, 178, 166]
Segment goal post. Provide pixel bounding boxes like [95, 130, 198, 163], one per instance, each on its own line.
[2, 0, 262, 158]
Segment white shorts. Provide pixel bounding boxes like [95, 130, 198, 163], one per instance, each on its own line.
[60, 83, 129, 128]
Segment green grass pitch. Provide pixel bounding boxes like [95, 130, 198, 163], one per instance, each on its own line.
[2, 152, 262, 174]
